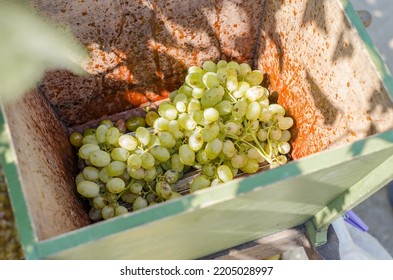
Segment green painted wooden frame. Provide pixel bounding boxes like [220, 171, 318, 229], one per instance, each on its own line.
[1, 0, 393, 259]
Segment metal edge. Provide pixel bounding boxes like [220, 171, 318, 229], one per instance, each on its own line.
[0, 103, 38, 259]
[340, 0, 393, 100]
[34, 129, 393, 258]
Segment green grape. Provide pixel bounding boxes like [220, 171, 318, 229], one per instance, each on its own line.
[144, 167, 157, 182]
[115, 205, 128, 216]
[187, 99, 201, 113]
[278, 117, 294, 130]
[118, 134, 138, 151]
[158, 102, 178, 120]
[135, 127, 151, 146]
[78, 144, 100, 160]
[278, 142, 291, 154]
[231, 154, 248, 169]
[245, 70, 263, 86]
[148, 134, 161, 148]
[247, 148, 265, 163]
[82, 135, 98, 145]
[153, 117, 170, 131]
[259, 108, 273, 122]
[128, 167, 146, 180]
[129, 182, 143, 194]
[217, 60, 228, 68]
[178, 113, 197, 131]
[82, 166, 99, 181]
[270, 127, 282, 141]
[246, 101, 262, 121]
[111, 147, 130, 162]
[69, 131, 83, 147]
[170, 154, 184, 172]
[216, 67, 228, 84]
[173, 93, 188, 113]
[75, 172, 85, 185]
[146, 193, 157, 204]
[276, 155, 288, 165]
[179, 144, 195, 166]
[233, 81, 250, 99]
[145, 111, 159, 127]
[239, 63, 252, 77]
[202, 72, 221, 88]
[83, 128, 96, 137]
[192, 110, 206, 126]
[203, 107, 220, 123]
[141, 152, 155, 169]
[158, 131, 176, 148]
[96, 124, 108, 143]
[121, 192, 139, 203]
[202, 60, 217, 73]
[205, 139, 223, 160]
[215, 100, 233, 116]
[77, 181, 100, 198]
[192, 87, 205, 99]
[150, 146, 171, 162]
[227, 61, 240, 73]
[185, 72, 205, 88]
[133, 197, 148, 211]
[190, 175, 211, 192]
[89, 207, 102, 221]
[106, 177, 126, 194]
[93, 195, 107, 209]
[127, 154, 142, 169]
[226, 75, 238, 92]
[269, 104, 286, 116]
[100, 119, 114, 128]
[106, 127, 121, 146]
[202, 163, 217, 178]
[245, 86, 265, 101]
[188, 65, 205, 74]
[225, 121, 242, 135]
[163, 170, 179, 184]
[188, 129, 204, 152]
[168, 192, 182, 200]
[202, 122, 220, 143]
[240, 158, 260, 174]
[217, 165, 233, 183]
[178, 84, 193, 97]
[101, 205, 115, 220]
[107, 161, 126, 177]
[99, 167, 111, 183]
[222, 139, 236, 158]
[160, 159, 172, 171]
[201, 86, 225, 108]
[126, 116, 146, 132]
[156, 181, 172, 200]
[259, 97, 270, 109]
[257, 129, 268, 142]
[168, 120, 184, 140]
[211, 178, 223, 187]
[233, 99, 247, 118]
[279, 130, 291, 142]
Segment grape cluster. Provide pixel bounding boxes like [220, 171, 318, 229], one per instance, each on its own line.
[70, 60, 293, 221]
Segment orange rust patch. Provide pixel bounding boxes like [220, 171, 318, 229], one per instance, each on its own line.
[124, 91, 149, 106]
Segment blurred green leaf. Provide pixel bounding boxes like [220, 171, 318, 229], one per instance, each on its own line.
[0, 0, 88, 103]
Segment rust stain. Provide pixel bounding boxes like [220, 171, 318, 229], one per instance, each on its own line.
[124, 90, 149, 106]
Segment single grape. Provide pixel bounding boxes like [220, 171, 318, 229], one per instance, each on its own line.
[163, 170, 179, 184]
[215, 100, 233, 116]
[144, 167, 157, 182]
[158, 131, 176, 148]
[106, 177, 126, 194]
[178, 113, 197, 131]
[156, 181, 173, 200]
[205, 139, 223, 160]
[135, 127, 151, 146]
[203, 107, 220, 123]
[93, 195, 107, 209]
[259, 108, 273, 122]
[233, 100, 247, 119]
[118, 134, 138, 151]
[145, 111, 159, 127]
[78, 144, 100, 160]
[269, 104, 286, 116]
[126, 116, 146, 132]
[70, 131, 83, 147]
[158, 102, 178, 121]
[127, 153, 142, 169]
[141, 152, 155, 169]
[240, 158, 259, 174]
[95, 124, 108, 144]
[133, 197, 148, 211]
[121, 192, 139, 203]
[106, 127, 121, 146]
[89, 207, 102, 221]
[111, 147, 130, 162]
[101, 205, 115, 220]
[202, 60, 217, 73]
[202, 122, 220, 143]
[280, 130, 291, 142]
[107, 161, 127, 177]
[178, 84, 193, 97]
[278, 142, 291, 154]
[203, 72, 221, 88]
[128, 167, 146, 180]
[179, 144, 195, 166]
[222, 139, 236, 158]
[77, 181, 100, 198]
[100, 119, 114, 128]
[190, 175, 211, 192]
[82, 166, 99, 181]
[83, 128, 96, 137]
[202, 163, 217, 178]
[246, 101, 262, 121]
[245, 70, 263, 86]
[115, 205, 128, 216]
[278, 117, 294, 130]
[217, 165, 233, 183]
[188, 129, 204, 152]
[99, 167, 111, 183]
[231, 154, 248, 169]
[129, 182, 143, 194]
[150, 146, 171, 162]
[75, 172, 85, 185]
[226, 75, 238, 92]
[153, 117, 170, 131]
[217, 60, 228, 68]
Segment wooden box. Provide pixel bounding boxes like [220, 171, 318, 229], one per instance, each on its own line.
[1, 0, 393, 259]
